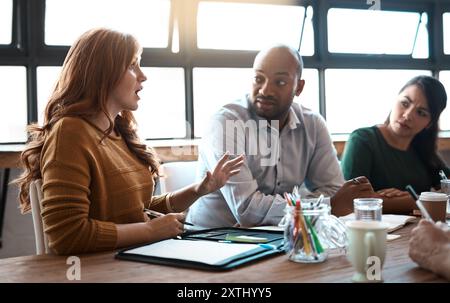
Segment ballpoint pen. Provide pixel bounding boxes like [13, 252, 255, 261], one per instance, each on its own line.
[415, 200, 434, 223]
[144, 208, 194, 226]
[405, 185, 419, 201]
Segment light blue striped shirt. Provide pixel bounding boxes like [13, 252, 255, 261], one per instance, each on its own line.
[188, 95, 344, 228]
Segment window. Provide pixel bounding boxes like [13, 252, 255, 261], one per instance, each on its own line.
[45, 0, 171, 47]
[325, 69, 431, 134]
[134, 68, 185, 139]
[197, 2, 314, 55]
[37, 66, 62, 125]
[0, 0, 12, 44]
[4, 0, 450, 144]
[328, 8, 428, 58]
[444, 13, 450, 55]
[439, 71, 450, 131]
[296, 69, 319, 114]
[193, 68, 319, 137]
[0, 67, 27, 143]
[37, 66, 185, 139]
[193, 68, 253, 137]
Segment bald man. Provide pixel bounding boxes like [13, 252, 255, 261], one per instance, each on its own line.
[188, 45, 374, 228]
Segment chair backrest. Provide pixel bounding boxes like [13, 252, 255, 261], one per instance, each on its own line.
[29, 179, 50, 255]
[159, 161, 198, 193]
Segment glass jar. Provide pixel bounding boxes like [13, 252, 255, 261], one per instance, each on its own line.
[279, 203, 347, 263]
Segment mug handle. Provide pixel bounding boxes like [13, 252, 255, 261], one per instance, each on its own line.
[364, 232, 376, 266]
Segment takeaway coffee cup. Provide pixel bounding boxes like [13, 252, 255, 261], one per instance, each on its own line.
[441, 180, 450, 217]
[418, 192, 448, 222]
[346, 220, 389, 283]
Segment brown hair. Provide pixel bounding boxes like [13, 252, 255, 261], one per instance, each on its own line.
[14, 28, 160, 213]
[385, 75, 447, 187]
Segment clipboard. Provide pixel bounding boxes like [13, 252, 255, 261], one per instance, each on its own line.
[115, 227, 284, 271]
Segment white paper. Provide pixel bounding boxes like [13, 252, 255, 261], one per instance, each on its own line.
[125, 239, 260, 265]
[339, 213, 416, 233]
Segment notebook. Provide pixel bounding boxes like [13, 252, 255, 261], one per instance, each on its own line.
[116, 227, 284, 271]
[123, 239, 260, 265]
[339, 213, 416, 233]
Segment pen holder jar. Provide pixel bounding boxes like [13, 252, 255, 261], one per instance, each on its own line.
[280, 203, 347, 263]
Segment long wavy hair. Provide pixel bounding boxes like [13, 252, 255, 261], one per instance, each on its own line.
[14, 28, 160, 213]
[385, 75, 447, 187]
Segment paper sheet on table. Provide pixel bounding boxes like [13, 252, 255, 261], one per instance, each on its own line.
[124, 239, 259, 265]
[387, 234, 401, 241]
[339, 213, 416, 233]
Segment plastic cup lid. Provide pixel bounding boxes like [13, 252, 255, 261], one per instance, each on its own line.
[419, 192, 448, 201]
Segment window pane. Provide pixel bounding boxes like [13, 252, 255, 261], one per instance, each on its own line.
[193, 68, 319, 137]
[439, 71, 450, 131]
[135, 68, 185, 139]
[193, 68, 253, 137]
[297, 69, 319, 114]
[38, 67, 185, 139]
[45, 0, 171, 47]
[0, 67, 27, 142]
[0, 0, 12, 44]
[37, 66, 62, 125]
[197, 2, 314, 55]
[328, 8, 428, 57]
[325, 69, 431, 134]
[444, 13, 450, 55]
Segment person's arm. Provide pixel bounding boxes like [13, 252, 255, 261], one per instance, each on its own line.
[303, 114, 344, 197]
[41, 120, 185, 254]
[340, 129, 374, 181]
[41, 122, 118, 255]
[409, 220, 450, 281]
[375, 188, 417, 214]
[116, 213, 184, 248]
[198, 113, 288, 227]
[330, 176, 376, 216]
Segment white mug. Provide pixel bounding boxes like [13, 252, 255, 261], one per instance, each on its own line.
[346, 220, 389, 283]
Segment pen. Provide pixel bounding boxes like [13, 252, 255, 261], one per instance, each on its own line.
[439, 170, 448, 180]
[405, 185, 419, 201]
[144, 208, 194, 226]
[415, 200, 434, 223]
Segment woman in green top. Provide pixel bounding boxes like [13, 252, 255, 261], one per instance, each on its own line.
[341, 75, 449, 214]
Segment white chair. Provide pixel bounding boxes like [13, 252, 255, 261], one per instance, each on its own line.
[29, 179, 50, 255]
[159, 161, 198, 193]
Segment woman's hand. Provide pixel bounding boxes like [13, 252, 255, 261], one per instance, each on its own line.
[377, 188, 410, 198]
[116, 212, 185, 248]
[145, 213, 186, 241]
[195, 152, 245, 196]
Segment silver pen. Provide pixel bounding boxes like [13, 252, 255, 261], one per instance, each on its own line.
[144, 208, 194, 226]
[415, 200, 434, 223]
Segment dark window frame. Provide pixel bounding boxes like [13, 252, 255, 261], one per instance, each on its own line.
[1, 0, 450, 143]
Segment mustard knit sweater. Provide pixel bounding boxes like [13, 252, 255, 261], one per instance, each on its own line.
[40, 117, 168, 255]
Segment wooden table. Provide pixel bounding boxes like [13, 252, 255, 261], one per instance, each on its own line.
[0, 222, 445, 283]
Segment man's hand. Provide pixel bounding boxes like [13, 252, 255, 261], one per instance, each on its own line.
[330, 176, 376, 216]
[409, 220, 450, 279]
